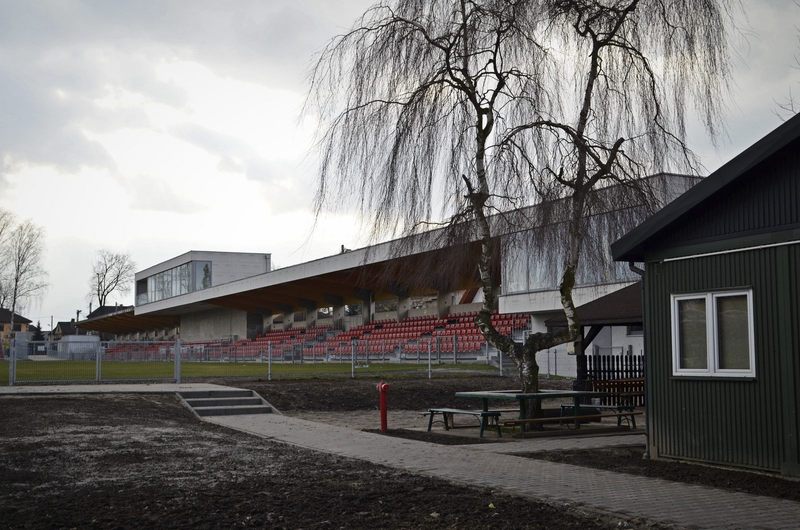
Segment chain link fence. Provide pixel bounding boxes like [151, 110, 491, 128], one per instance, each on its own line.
[3, 335, 520, 385]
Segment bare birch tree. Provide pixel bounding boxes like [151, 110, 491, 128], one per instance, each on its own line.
[5, 219, 48, 340]
[307, 0, 731, 392]
[0, 209, 16, 309]
[88, 250, 136, 308]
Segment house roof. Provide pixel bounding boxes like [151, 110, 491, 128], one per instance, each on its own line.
[87, 305, 134, 320]
[0, 308, 32, 325]
[54, 321, 85, 335]
[545, 282, 642, 328]
[612, 113, 800, 262]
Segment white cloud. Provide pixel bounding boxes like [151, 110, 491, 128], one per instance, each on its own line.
[0, 0, 796, 321]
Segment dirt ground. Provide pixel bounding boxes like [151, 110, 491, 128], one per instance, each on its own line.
[520, 445, 800, 502]
[0, 394, 634, 529]
[241, 375, 800, 502]
[238, 375, 571, 412]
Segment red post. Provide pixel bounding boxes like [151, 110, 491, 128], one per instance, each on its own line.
[376, 381, 389, 432]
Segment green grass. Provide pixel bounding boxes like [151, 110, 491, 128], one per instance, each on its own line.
[1, 360, 498, 384]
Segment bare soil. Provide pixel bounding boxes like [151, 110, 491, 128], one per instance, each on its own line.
[519, 445, 800, 502]
[238, 375, 571, 412]
[0, 394, 629, 529]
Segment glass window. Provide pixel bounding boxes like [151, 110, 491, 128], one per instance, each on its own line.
[716, 294, 750, 370]
[677, 298, 708, 370]
[194, 261, 212, 291]
[671, 290, 755, 377]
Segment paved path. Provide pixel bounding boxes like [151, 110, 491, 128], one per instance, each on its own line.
[208, 413, 800, 529]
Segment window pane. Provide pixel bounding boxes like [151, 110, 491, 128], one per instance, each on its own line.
[678, 298, 707, 369]
[717, 295, 750, 370]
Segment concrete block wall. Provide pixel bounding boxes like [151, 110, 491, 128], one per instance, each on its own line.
[180, 308, 247, 342]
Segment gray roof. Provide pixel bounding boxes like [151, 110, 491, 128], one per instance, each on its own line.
[0, 308, 31, 324]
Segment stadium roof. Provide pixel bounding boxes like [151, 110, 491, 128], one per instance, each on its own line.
[79, 307, 180, 334]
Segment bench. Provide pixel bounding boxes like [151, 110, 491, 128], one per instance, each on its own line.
[588, 378, 645, 407]
[425, 408, 502, 438]
[559, 404, 641, 429]
[504, 411, 643, 431]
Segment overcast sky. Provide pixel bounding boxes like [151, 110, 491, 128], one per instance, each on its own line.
[0, 1, 797, 328]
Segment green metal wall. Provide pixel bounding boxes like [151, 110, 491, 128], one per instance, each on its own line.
[649, 140, 800, 250]
[645, 245, 800, 473]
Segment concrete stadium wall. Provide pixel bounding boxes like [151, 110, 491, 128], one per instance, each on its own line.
[180, 308, 247, 342]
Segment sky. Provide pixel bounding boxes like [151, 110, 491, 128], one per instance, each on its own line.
[0, 1, 797, 328]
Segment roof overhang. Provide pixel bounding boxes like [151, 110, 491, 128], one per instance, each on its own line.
[544, 282, 642, 329]
[612, 114, 800, 262]
[79, 308, 180, 334]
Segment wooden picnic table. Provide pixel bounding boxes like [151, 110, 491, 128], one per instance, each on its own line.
[454, 389, 608, 431]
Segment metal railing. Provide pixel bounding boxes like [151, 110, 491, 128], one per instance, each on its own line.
[4, 321, 580, 386]
[3, 335, 520, 385]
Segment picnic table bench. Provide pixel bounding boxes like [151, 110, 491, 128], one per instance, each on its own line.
[425, 408, 502, 438]
[567, 378, 645, 429]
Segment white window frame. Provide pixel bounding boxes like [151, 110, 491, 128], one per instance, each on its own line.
[670, 290, 756, 378]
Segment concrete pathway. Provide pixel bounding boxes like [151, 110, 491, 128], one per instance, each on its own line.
[208, 413, 800, 529]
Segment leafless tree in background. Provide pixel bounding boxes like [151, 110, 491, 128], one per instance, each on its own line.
[0, 209, 16, 309]
[89, 250, 136, 308]
[5, 219, 48, 340]
[776, 3, 799, 120]
[308, 0, 732, 392]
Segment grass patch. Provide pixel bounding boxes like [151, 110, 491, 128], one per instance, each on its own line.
[1, 360, 497, 384]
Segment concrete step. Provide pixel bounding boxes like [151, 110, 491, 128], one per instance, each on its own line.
[185, 397, 263, 407]
[178, 388, 278, 417]
[193, 404, 273, 417]
[178, 389, 253, 399]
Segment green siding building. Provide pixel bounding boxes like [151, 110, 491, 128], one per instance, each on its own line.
[612, 114, 800, 476]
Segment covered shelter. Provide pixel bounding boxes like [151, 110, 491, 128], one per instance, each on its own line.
[545, 282, 643, 384]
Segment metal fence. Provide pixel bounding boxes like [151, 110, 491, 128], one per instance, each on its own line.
[586, 352, 645, 381]
[3, 336, 517, 385]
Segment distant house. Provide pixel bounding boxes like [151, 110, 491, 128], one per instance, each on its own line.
[52, 320, 86, 340]
[612, 114, 800, 477]
[0, 308, 32, 342]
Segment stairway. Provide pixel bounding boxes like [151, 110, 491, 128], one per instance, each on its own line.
[178, 389, 276, 417]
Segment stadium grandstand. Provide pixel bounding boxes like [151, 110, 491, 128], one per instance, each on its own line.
[78, 174, 699, 372]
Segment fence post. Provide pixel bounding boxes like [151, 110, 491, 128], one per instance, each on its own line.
[485, 342, 489, 364]
[547, 349, 551, 378]
[268, 341, 272, 381]
[427, 338, 432, 380]
[499, 347, 504, 377]
[351, 339, 356, 379]
[9, 338, 16, 386]
[174, 338, 182, 384]
[95, 341, 102, 382]
[452, 335, 457, 364]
